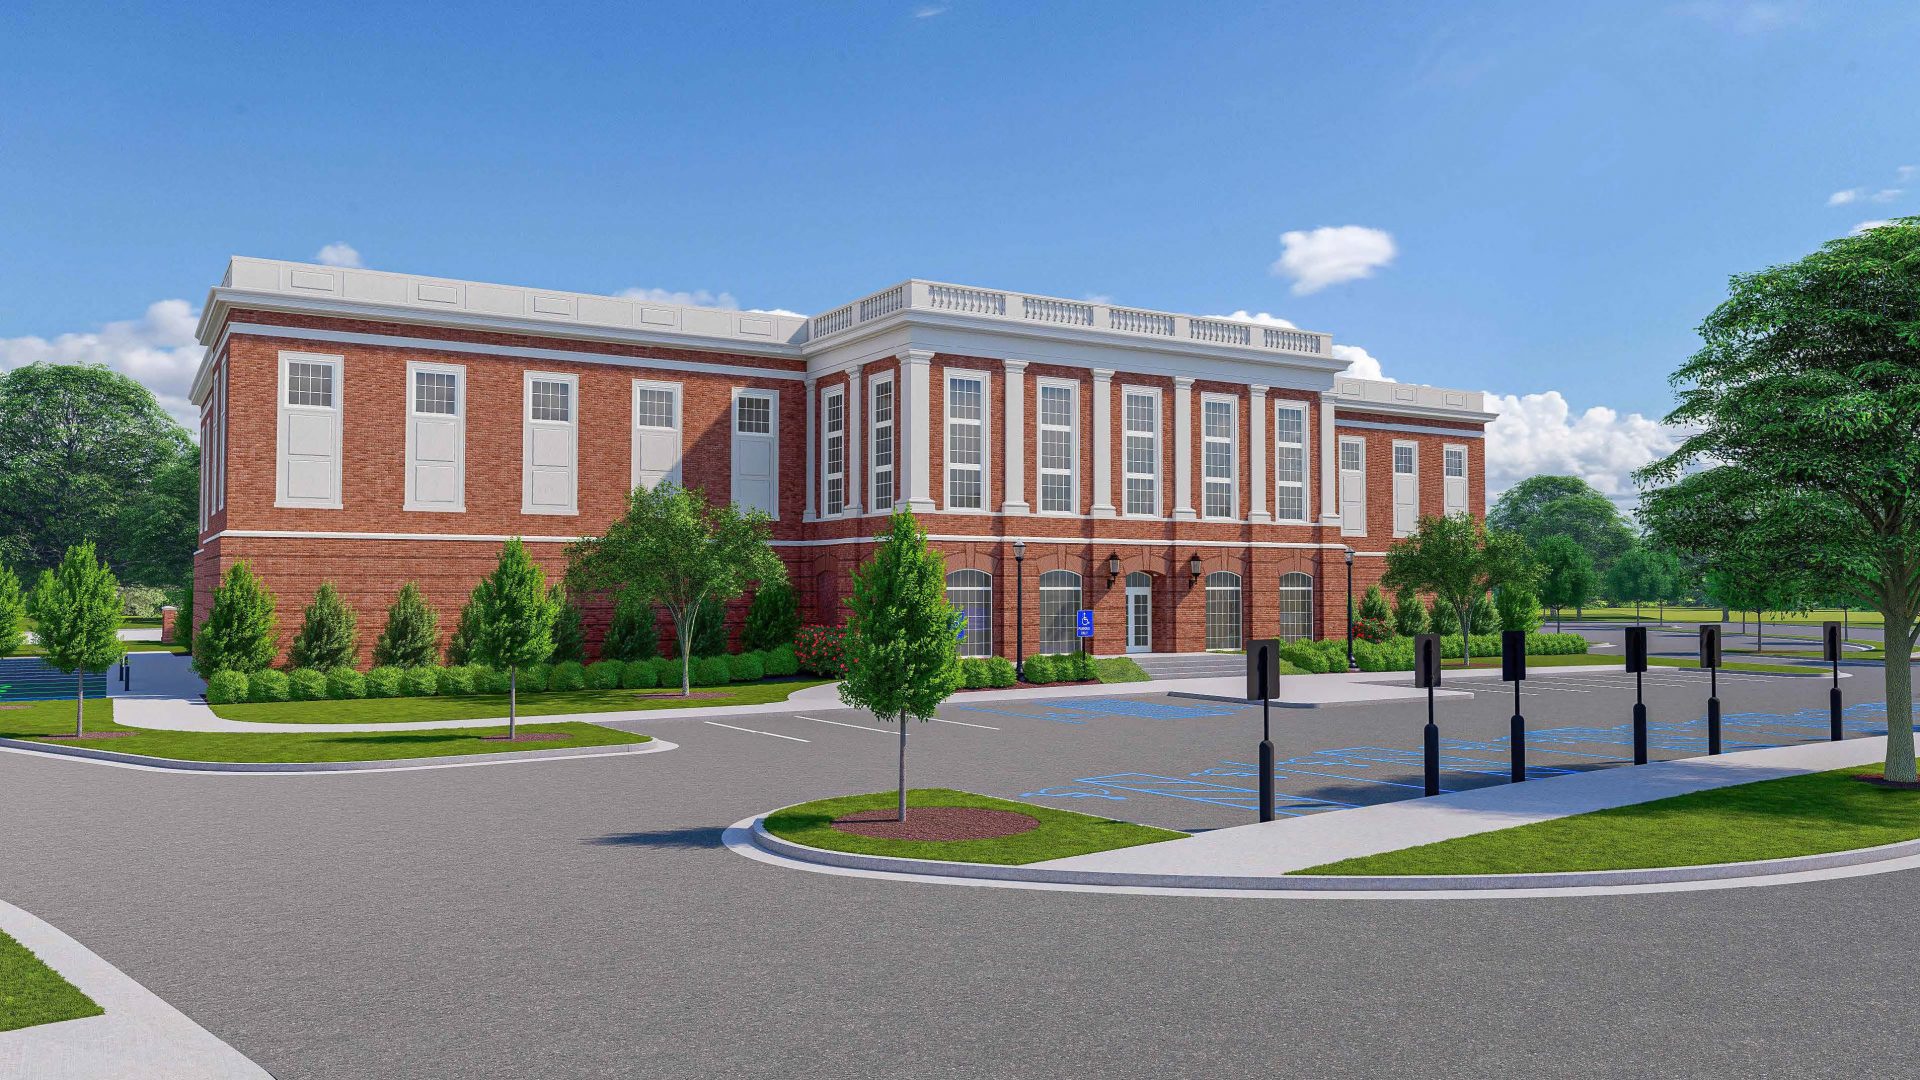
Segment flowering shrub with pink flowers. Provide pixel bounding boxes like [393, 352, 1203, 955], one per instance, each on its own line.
[793, 623, 850, 678]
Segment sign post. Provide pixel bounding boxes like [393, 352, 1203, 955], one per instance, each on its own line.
[1248, 639, 1281, 822]
[1824, 620, 1844, 741]
[1700, 624, 1723, 756]
[1413, 633, 1441, 797]
[1501, 629, 1527, 783]
[1625, 625, 1649, 765]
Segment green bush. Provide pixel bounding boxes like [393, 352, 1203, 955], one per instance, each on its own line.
[550, 660, 587, 692]
[465, 664, 507, 694]
[1023, 653, 1058, 683]
[522, 662, 552, 693]
[692, 655, 731, 687]
[599, 591, 659, 662]
[289, 668, 329, 701]
[548, 599, 586, 664]
[728, 651, 765, 682]
[763, 643, 799, 678]
[366, 666, 404, 698]
[650, 656, 683, 689]
[587, 660, 625, 690]
[983, 656, 1017, 688]
[436, 665, 474, 695]
[621, 659, 658, 690]
[1090, 656, 1151, 683]
[400, 666, 439, 697]
[959, 658, 989, 689]
[743, 580, 800, 651]
[1279, 642, 1330, 674]
[205, 670, 248, 705]
[1065, 652, 1096, 681]
[326, 667, 367, 700]
[246, 669, 290, 703]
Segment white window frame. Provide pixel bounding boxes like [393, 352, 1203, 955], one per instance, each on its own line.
[1201, 393, 1238, 520]
[869, 374, 895, 513]
[822, 385, 847, 517]
[275, 350, 344, 510]
[1338, 434, 1367, 537]
[1443, 442, 1469, 517]
[1272, 400, 1309, 523]
[630, 378, 683, 492]
[213, 363, 227, 515]
[1122, 385, 1161, 517]
[1035, 377, 1079, 515]
[730, 387, 780, 519]
[405, 360, 466, 512]
[1392, 439, 1420, 538]
[522, 370, 579, 516]
[944, 371, 991, 512]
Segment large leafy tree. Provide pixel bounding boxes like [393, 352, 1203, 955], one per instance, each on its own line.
[1641, 470, 1822, 655]
[288, 583, 359, 670]
[1532, 535, 1597, 632]
[1604, 545, 1664, 622]
[192, 563, 280, 677]
[1487, 475, 1636, 572]
[565, 482, 785, 696]
[472, 538, 561, 738]
[839, 511, 963, 821]
[1382, 513, 1535, 666]
[1640, 217, 1920, 781]
[27, 543, 126, 737]
[0, 364, 197, 582]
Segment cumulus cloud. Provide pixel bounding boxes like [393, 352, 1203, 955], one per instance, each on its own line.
[1331, 344, 1390, 382]
[619, 285, 806, 318]
[0, 300, 205, 430]
[1872, 188, 1905, 203]
[1270, 225, 1396, 295]
[1900, 165, 1918, 183]
[1675, 1, 1805, 33]
[1485, 390, 1684, 503]
[315, 242, 362, 268]
[1852, 219, 1894, 235]
[1216, 310, 1296, 328]
[1828, 189, 1862, 206]
[912, 3, 948, 15]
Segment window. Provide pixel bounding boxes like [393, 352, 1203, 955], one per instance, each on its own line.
[1123, 389, 1159, 515]
[631, 381, 682, 492]
[1205, 571, 1242, 650]
[1037, 382, 1077, 513]
[870, 377, 894, 511]
[1392, 442, 1419, 537]
[414, 370, 457, 416]
[277, 352, 342, 509]
[1202, 397, 1236, 519]
[523, 372, 577, 514]
[406, 362, 464, 512]
[1443, 443, 1469, 517]
[1274, 403, 1306, 521]
[1341, 439, 1363, 474]
[822, 387, 846, 515]
[530, 379, 571, 422]
[1038, 570, 1083, 655]
[1394, 444, 1416, 474]
[1338, 435, 1367, 537]
[1279, 572, 1314, 642]
[734, 395, 770, 434]
[731, 390, 778, 517]
[635, 386, 677, 429]
[946, 374, 985, 509]
[287, 361, 334, 407]
[946, 570, 993, 658]
[1444, 446, 1465, 478]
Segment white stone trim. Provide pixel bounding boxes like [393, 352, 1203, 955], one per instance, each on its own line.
[274, 350, 344, 510]
[1001, 359, 1030, 515]
[1090, 369, 1116, 518]
[521, 370, 578, 516]
[1033, 374, 1080, 516]
[404, 359, 467, 513]
[1336, 418, 1486, 439]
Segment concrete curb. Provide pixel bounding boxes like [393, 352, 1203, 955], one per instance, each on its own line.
[0, 736, 676, 774]
[746, 815, 1920, 896]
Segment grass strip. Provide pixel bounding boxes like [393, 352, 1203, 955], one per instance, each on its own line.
[0, 929, 102, 1033]
[1091, 657, 1152, 683]
[765, 788, 1185, 865]
[211, 678, 829, 724]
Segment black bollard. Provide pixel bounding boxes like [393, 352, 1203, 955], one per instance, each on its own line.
[1414, 633, 1441, 797]
[1424, 714, 1440, 797]
[1701, 624, 1723, 756]
[1250, 641, 1278, 823]
[1626, 626, 1649, 765]
[1502, 630, 1527, 783]
[1825, 621, 1843, 741]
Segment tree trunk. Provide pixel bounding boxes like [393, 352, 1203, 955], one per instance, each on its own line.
[509, 665, 518, 740]
[1756, 616, 1764, 653]
[897, 711, 908, 821]
[679, 612, 694, 697]
[75, 669, 84, 738]
[1554, 607, 1563, 634]
[1457, 605, 1471, 668]
[1882, 614, 1919, 783]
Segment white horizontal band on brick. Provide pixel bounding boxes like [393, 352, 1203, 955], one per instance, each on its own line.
[203, 527, 1387, 554]
[1334, 418, 1486, 439]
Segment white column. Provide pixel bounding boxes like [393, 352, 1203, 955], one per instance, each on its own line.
[1248, 385, 1271, 524]
[802, 375, 818, 521]
[1172, 376, 1196, 521]
[1001, 359, 1029, 514]
[846, 365, 864, 515]
[902, 349, 936, 513]
[1090, 369, 1115, 518]
[1318, 391, 1340, 525]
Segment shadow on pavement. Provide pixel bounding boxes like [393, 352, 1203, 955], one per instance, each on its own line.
[584, 826, 730, 849]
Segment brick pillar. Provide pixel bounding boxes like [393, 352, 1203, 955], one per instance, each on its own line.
[160, 605, 178, 644]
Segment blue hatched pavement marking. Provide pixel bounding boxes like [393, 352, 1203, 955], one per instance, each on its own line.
[954, 705, 1088, 724]
[1038, 698, 1244, 720]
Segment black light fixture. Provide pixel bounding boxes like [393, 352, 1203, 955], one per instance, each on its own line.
[1107, 553, 1122, 582]
[1013, 540, 1027, 682]
[1188, 554, 1203, 581]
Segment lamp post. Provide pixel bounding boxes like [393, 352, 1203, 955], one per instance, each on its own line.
[1013, 540, 1027, 681]
[1344, 546, 1357, 671]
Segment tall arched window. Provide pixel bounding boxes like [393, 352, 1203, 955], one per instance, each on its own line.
[1279, 572, 1314, 642]
[1205, 571, 1243, 651]
[1038, 570, 1083, 654]
[946, 569, 993, 658]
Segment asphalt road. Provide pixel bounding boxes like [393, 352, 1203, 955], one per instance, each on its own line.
[1, 664, 1914, 1079]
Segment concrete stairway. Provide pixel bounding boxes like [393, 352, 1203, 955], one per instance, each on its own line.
[1126, 652, 1246, 681]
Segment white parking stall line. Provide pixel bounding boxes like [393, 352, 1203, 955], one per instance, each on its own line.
[703, 721, 809, 742]
[796, 715, 889, 734]
[932, 717, 1001, 730]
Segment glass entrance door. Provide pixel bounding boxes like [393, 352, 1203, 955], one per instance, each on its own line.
[1125, 572, 1153, 653]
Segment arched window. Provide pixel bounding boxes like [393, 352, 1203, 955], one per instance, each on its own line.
[946, 569, 993, 658]
[1038, 570, 1083, 654]
[1279, 572, 1314, 642]
[1205, 571, 1243, 651]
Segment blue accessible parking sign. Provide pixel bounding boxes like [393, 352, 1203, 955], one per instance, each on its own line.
[1076, 609, 1095, 638]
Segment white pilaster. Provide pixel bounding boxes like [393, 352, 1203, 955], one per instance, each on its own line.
[1318, 392, 1340, 525]
[847, 366, 864, 515]
[1248, 384, 1271, 524]
[1001, 359, 1030, 514]
[1090, 368, 1116, 518]
[803, 375, 818, 522]
[1172, 376, 1196, 521]
[902, 349, 936, 513]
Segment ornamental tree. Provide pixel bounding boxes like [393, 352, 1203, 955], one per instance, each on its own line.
[1392, 585, 1428, 636]
[0, 564, 25, 657]
[838, 510, 963, 821]
[288, 582, 359, 670]
[565, 482, 785, 696]
[1639, 217, 1920, 781]
[27, 542, 126, 737]
[192, 562, 279, 677]
[471, 538, 561, 738]
[1532, 534, 1596, 632]
[1355, 584, 1394, 641]
[1382, 513, 1535, 667]
[371, 582, 441, 668]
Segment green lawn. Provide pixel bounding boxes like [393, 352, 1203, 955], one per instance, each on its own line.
[6, 642, 187, 658]
[210, 678, 829, 725]
[0, 699, 651, 763]
[764, 788, 1186, 865]
[0, 929, 102, 1033]
[1576, 605, 1881, 627]
[1091, 656, 1152, 683]
[1296, 764, 1920, 876]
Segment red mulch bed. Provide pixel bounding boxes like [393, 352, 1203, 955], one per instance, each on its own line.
[1853, 773, 1920, 791]
[830, 806, 1041, 842]
[36, 731, 137, 740]
[479, 733, 572, 742]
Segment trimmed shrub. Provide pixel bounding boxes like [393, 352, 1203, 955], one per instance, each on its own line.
[401, 666, 439, 697]
[599, 591, 659, 662]
[549, 660, 587, 692]
[1279, 642, 1330, 674]
[461, 663, 503, 694]
[1090, 656, 1151, 683]
[692, 654, 731, 687]
[522, 662, 552, 693]
[763, 643, 799, 678]
[1393, 587, 1429, 637]
[366, 666, 405, 698]
[983, 656, 1017, 688]
[620, 659, 658, 690]
[650, 656, 683, 690]
[246, 668, 290, 703]
[194, 562, 279, 677]
[549, 599, 586, 664]
[436, 665, 474, 696]
[587, 660, 625, 690]
[205, 670, 248, 705]
[1064, 651, 1096, 681]
[326, 667, 367, 700]
[288, 583, 359, 671]
[792, 624, 848, 677]
[289, 668, 329, 701]
[372, 582, 441, 668]
[742, 580, 800, 651]
[445, 588, 482, 667]
[960, 658, 989, 689]
[1023, 653, 1059, 684]
[728, 651, 766, 682]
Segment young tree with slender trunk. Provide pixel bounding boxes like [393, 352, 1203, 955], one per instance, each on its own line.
[471, 539, 561, 739]
[1382, 513, 1534, 667]
[27, 543, 125, 737]
[288, 582, 359, 670]
[0, 564, 25, 657]
[1533, 534, 1596, 633]
[191, 562, 279, 677]
[838, 511, 963, 821]
[371, 582, 441, 668]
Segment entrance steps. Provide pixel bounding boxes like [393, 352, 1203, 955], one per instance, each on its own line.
[1128, 652, 1245, 681]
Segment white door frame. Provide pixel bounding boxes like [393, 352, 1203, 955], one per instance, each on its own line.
[1125, 574, 1153, 654]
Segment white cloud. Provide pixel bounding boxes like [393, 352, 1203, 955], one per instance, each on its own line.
[912, 4, 949, 16]
[749, 307, 808, 318]
[1332, 344, 1391, 382]
[0, 300, 205, 430]
[1852, 219, 1893, 234]
[1485, 391, 1684, 503]
[619, 286, 741, 309]
[315, 242, 362, 268]
[1676, 1, 1805, 33]
[1215, 310, 1295, 328]
[1899, 165, 1917, 183]
[1872, 188, 1905, 203]
[1828, 188, 1862, 206]
[1270, 225, 1396, 295]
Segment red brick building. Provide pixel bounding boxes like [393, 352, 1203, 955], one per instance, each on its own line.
[189, 258, 1493, 664]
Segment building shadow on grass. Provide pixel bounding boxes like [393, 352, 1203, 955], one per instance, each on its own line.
[584, 826, 729, 849]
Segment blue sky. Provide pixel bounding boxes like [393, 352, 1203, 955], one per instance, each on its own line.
[2, 0, 1915, 498]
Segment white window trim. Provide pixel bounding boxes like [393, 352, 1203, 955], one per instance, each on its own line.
[822, 385, 847, 517]
[1272, 399, 1310, 524]
[944, 371, 992, 513]
[275, 350, 344, 510]
[1392, 438, 1420, 538]
[1444, 443, 1468, 478]
[1034, 377, 1079, 516]
[213, 363, 227, 514]
[630, 378, 684, 493]
[1200, 392, 1238, 521]
[869, 374, 895, 513]
[522, 370, 579, 516]
[1443, 442, 1469, 516]
[405, 360, 467, 513]
[732, 387, 780, 520]
[1338, 434, 1367, 538]
[1121, 385, 1162, 518]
